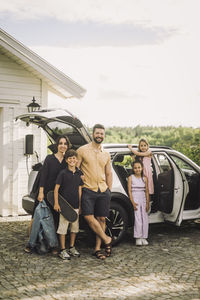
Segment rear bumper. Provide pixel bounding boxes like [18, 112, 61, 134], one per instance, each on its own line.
[22, 195, 35, 215]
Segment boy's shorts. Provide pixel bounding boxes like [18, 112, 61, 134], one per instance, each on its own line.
[57, 209, 79, 235]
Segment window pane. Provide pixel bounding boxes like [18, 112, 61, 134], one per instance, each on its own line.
[170, 155, 197, 174]
[114, 154, 133, 169]
[46, 121, 85, 147]
[47, 121, 77, 135]
[156, 154, 172, 173]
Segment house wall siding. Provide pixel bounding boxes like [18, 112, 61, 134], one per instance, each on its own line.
[0, 52, 47, 216]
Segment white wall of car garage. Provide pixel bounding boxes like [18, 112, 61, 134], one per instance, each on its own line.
[0, 52, 48, 216]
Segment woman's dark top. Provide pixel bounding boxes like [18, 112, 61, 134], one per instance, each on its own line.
[33, 154, 67, 227]
[39, 154, 67, 198]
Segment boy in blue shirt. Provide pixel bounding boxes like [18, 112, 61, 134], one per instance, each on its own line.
[54, 149, 83, 260]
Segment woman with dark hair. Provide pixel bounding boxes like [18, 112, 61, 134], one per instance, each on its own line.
[37, 135, 71, 227]
[25, 136, 70, 253]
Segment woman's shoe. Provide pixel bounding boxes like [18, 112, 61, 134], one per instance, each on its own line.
[24, 245, 33, 253]
[51, 248, 58, 255]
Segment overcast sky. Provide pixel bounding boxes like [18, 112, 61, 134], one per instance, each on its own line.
[1, 0, 200, 128]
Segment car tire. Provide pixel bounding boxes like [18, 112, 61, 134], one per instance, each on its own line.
[106, 201, 129, 246]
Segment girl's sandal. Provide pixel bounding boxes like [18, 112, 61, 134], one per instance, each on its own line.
[93, 250, 106, 260]
[105, 239, 112, 257]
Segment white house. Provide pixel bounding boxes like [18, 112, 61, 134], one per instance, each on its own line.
[0, 29, 86, 216]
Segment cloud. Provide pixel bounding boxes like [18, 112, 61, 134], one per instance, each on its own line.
[0, 17, 176, 47]
[1, 0, 199, 48]
[1, 0, 198, 29]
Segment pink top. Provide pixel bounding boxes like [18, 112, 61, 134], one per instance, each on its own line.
[142, 156, 154, 195]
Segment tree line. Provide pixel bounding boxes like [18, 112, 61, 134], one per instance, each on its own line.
[89, 125, 200, 166]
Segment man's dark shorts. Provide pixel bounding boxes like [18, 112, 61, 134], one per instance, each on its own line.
[81, 188, 111, 217]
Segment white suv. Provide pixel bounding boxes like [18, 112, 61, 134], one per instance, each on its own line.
[17, 109, 200, 245]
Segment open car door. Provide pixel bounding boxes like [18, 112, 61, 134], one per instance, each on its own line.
[16, 109, 92, 149]
[154, 152, 189, 225]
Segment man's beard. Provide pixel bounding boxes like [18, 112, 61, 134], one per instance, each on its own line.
[93, 137, 103, 144]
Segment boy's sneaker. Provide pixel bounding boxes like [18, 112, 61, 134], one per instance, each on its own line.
[68, 246, 80, 257]
[59, 249, 71, 260]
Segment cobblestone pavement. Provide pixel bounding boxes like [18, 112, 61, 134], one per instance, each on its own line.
[0, 217, 199, 300]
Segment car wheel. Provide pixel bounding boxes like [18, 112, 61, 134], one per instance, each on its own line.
[106, 201, 129, 246]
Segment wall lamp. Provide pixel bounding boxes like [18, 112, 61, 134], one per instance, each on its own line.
[27, 97, 41, 113]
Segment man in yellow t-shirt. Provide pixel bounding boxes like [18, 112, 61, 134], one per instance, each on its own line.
[77, 124, 113, 260]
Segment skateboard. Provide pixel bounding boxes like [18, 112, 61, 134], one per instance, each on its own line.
[47, 191, 78, 223]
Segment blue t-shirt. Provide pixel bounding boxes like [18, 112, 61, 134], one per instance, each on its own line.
[56, 167, 83, 209]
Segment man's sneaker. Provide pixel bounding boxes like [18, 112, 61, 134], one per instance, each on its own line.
[59, 249, 71, 260]
[135, 238, 142, 246]
[142, 239, 149, 245]
[68, 246, 80, 257]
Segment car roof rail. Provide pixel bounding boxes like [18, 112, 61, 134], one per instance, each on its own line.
[150, 145, 172, 150]
[103, 144, 172, 150]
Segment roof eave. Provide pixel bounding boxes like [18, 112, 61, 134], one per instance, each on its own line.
[0, 29, 86, 99]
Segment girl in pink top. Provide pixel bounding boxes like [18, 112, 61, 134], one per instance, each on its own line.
[128, 138, 154, 195]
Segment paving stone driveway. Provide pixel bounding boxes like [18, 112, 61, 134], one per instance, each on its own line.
[0, 218, 199, 300]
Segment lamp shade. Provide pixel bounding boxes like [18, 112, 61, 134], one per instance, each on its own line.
[27, 97, 41, 112]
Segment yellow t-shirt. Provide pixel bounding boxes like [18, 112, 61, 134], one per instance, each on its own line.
[77, 143, 111, 192]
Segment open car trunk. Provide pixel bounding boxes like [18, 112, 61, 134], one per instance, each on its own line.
[16, 109, 92, 149]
